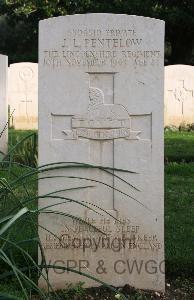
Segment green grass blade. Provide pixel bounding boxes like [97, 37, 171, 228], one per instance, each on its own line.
[0, 208, 29, 236]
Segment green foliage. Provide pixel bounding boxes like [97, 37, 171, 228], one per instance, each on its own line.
[165, 162, 194, 277]
[8, 130, 38, 167]
[165, 131, 194, 163]
[51, 282, 86, 299]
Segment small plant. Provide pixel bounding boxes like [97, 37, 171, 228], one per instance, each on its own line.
[9, 133, 38, 167]
[4, 131, 38, 167]
[56, 282, 86, 299]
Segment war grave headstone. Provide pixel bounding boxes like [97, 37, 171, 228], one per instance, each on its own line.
[8, 62, 38, 129]
[164, 65, 194, 127]
[0, 54, 8, 155]
[39, 14, 165, 291]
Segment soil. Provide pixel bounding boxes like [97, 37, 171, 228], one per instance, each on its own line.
[49, 277, 194, 300]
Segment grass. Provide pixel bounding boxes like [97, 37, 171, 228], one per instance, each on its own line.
[165, 131, 194, 162]
[0, 130, 193, 299]
[164, 132, 194, 277]
[8, 129, 37, 149]
[165, 162, 194, 276]
[8, 129, 37, 167]
[0, 165, 38, 296]
[0, 283, 24, 299]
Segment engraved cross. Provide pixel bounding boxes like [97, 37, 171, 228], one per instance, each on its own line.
[168, 80, 194, 115]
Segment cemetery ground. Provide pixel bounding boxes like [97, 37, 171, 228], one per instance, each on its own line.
[0, 130, 193, 300]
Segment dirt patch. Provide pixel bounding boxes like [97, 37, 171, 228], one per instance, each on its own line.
[47, 277, 193, 300]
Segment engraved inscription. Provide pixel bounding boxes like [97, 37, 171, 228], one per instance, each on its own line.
[42, 218, 163, 252]
[42, 27, 162, 68]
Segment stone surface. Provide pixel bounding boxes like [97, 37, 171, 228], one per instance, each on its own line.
[164, 65, 194, 126]
[8, 62, 38, 129]
[39, 14, 165, 292]
[0, 54, 8, 154]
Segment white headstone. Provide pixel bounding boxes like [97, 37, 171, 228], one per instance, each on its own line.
[164, 65, 194, 127]
[0, 54, 8, 155]
[8, 62, 38, 129]
[39, 14, 165, 292]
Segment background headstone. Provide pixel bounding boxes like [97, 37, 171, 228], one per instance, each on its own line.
[8, 62, 38, 129]
[39, 14, 165, 291]
[164, 65, 194, 127]
[0, 54, 8, 155]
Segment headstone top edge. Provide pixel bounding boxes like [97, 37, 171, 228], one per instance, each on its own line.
[0, 54, 8, 59]
[39, 13, 165, 25]
[165, 64, 194, 69]
[9, 62, 38, 66]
